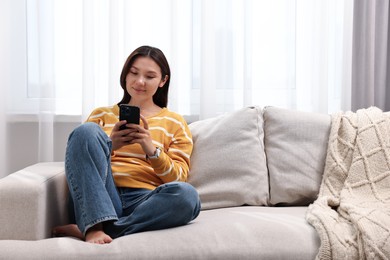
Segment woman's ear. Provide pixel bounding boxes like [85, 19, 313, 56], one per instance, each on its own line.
[159, 75, 169, 88]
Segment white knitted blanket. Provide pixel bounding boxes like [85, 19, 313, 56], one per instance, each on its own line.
[306, 107, 390, 259]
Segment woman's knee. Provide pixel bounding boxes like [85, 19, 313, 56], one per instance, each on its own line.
[68, 123, 110, 147]
[69, 122, 103, 141]
[162, 182, 201, 219]
[67, 122, 112, 157]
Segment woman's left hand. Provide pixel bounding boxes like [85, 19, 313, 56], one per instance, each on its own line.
[126, 115, 157, 157]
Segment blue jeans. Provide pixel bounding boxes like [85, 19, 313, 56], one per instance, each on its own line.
[65, 122, 201, 238]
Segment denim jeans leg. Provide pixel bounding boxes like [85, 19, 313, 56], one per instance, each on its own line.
[65, 122, 122, 235]
[105, 182, 201, 238]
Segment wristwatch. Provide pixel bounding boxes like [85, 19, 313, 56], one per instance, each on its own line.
[147, 147, 161, 159]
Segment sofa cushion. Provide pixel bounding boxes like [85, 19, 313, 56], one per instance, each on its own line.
[188, 106, 269, 210]
[263, 106, 331, 206]
[0, 207, 320, 260]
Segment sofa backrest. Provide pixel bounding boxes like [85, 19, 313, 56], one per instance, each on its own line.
[263, 106, 331, 206]
[188, 106, 331, 210]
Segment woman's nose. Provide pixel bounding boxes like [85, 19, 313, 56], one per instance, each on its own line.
[136, 76, 145, 85]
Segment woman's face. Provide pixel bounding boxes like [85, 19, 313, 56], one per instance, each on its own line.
[125, 56, 167, 104]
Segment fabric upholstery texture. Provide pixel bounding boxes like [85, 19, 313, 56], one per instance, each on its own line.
[188, 106, 269, 209]
[0, 207, 319, 260]
[263, 106, 331, 206]
[0, 162, 68, 240]
[0, 106, 325, 259]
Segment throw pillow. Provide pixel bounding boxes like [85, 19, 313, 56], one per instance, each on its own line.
[188, 106, 269, 210]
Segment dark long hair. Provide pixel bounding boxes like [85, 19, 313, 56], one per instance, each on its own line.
[118, 46, 171, 108]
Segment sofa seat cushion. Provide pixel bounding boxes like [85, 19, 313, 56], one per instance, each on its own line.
[188, 106, 269, 210]
[0, 206, 320, 260]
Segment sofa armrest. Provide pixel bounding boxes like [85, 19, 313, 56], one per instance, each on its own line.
[0, 162, 68, 240]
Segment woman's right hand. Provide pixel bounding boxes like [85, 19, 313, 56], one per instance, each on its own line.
[110, 120, 137, 151]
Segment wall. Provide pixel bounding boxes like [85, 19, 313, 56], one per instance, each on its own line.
[0, 1, 7, 178]
[6, 121, 80, 175]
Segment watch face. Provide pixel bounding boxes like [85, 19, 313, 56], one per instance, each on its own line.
[149, 147, 161, 159]
[155, 147, 161, 157]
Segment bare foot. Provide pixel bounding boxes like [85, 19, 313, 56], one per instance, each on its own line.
[85, 223, 113, 244]
[52, 224, 84, 240]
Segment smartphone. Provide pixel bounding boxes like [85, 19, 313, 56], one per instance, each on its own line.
[119, 105, 140, 130]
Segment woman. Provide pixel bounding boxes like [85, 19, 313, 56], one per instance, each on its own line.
[53, 46, 201, 244]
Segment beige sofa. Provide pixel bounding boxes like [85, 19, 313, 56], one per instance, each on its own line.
[0, 106, 330, 260]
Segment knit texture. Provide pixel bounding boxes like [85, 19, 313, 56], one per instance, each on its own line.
[306, 107, 390, 259]
[86, 105, 193, 190]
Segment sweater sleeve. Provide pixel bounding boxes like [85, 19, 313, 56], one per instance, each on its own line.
[85, 108, 105, 126]
[149, 117, 193, 183]
[84, 106, 118, 136]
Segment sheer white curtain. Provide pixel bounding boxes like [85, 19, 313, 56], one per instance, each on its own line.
[24, 0, 354, 118]
[296, 0, 354, 112]
[196, 0, 354, 117]
[4, 0, 354, 174]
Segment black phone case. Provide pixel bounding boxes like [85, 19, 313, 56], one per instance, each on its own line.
[119, 105, 140, 130]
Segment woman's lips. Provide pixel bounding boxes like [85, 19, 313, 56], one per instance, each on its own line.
[133, 88, 146, 93]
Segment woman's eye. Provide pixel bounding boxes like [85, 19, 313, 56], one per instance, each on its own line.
[129, 71, 137, 75]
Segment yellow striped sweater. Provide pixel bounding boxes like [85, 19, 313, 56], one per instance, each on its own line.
[86, 104, 193, 190]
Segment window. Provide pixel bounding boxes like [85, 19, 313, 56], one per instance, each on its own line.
[17, 0, 351, 119]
